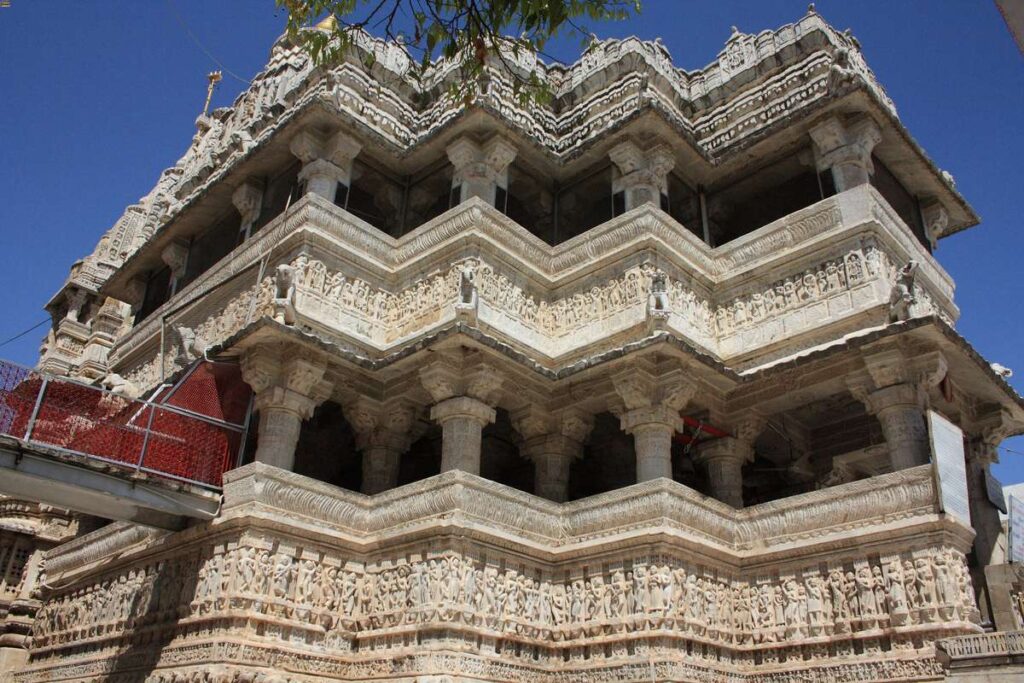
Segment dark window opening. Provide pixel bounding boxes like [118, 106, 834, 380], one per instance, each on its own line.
[568, 412, 636, 500]
[134, 266, 172, 323]
[555, 165, 614, 242]
[180, 212, 241, 290]
[481, 408, 533, 494]
[665, 173, 704, 242]
[293, 401, 361, 491]
[818, 170, 837, 198]
[343, 161, 403, 235]
[399, 426, 442, 486]
[252, 162, 301, 235]
[403, 163, 455, 235]
[333, 182, 350, 209]
[612, 191, 626, 218]
[707, 152, 828, 246]
[502, 163, 553, 240]
[494, 185, 508, 214]
[871, 156, 930, 252]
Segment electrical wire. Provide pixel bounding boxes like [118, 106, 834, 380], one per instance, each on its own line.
[165, 0, 252, 85]
[0, 318, 49, 349]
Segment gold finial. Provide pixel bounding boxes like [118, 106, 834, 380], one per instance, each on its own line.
[202, 70, 222, 117]
[314, 14, 338, 32]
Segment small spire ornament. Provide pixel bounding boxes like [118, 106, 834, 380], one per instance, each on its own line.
[202, 70, 222, 117]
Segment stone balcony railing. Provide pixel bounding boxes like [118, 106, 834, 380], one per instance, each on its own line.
[110, 183, 956, 390]
[23, 463, 977, 683]
[936, 630, 1024, 669]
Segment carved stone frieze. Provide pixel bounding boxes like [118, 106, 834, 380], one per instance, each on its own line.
[19, 464, 976, 683]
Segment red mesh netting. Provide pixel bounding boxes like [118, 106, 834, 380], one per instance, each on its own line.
[0, 360, 250, 488]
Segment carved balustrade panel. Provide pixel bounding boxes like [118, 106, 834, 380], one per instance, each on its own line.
[110, 187, 954, 395]
[20, 466, 977, 683]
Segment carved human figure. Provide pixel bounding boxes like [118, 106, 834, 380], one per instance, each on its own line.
[856, 566, 878, 623]
[272, 263, 297, 325]
[888, 260, 918, 322]
[886, 560, 909, 623]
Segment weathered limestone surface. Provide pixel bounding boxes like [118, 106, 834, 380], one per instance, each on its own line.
[13, 5, 1024, 683]
[17, 464, 979, 682]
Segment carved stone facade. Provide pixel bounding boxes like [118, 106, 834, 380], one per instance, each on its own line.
[10, 5, 1024, 683]
[16, 465, 980, 682]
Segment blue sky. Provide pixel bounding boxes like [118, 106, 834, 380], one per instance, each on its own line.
[1, 1, 1022, 481]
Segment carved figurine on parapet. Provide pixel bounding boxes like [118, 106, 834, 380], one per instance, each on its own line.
[646, 270, 672, 331]
[827, 48, 860, 93]
[888, 260, 918, 322]
[454, 260, 479, 322]
[272, 263, 297, 326]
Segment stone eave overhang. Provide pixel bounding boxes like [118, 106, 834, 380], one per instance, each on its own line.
[739, 316, 1024, 426]
[211, 315, 1024, 439]
[102, 81, 970, 303]
[211, 316, 737, 386]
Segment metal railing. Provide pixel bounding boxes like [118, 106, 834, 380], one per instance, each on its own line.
[0, 359, 250, 490]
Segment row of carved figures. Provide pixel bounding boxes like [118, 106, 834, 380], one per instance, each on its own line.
[33, 544, 977, 650]
[129, 657, 945, 683]
[123, 242, 917, 394]
[258, 246, 885, 342]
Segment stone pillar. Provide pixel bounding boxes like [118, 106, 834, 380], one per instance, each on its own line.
[696, 437, 754, 508]
[808, 116, 882, 191]
[345, 398, 419, 494]
[77, 298, 130, 380]
[966, 409, 1019, 629]
[621, 406, 679, 481]
[864, 384, 930, 470]
[240, 347, 333, 471]
[612, 364, 695, 483]
[232, 180, 264, 241]
[852, 347, 947, 472]
[446, 136, 517, 207]
[608, 140, 674, 211]
[39, 287, 93, 377]
[420, 357, 504, 476]
[695, 415, 764, 508]
[513, 407, 593, 502]
[431, 396, 495, 474]
[289, 129, 362, 201]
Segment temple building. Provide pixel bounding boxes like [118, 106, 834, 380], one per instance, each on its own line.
[3, 6, 1024, 682]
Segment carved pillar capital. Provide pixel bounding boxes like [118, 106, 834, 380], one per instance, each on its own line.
[849, 347, 947, 471]
[345, 397, 419, 495]
[609, 140, 674, 210]
[695, 437, 753, 508]
[289, 128, 361, 200]
[232, 180, 264, 237]
[619, 405, 684, 435]
[123, 277, 148, 313]
[345, 397, 418, 452]
[419, 358, 504, 406]
[612, 363, 695, 483]
[920, 200, 949, 248]
[446, 135, 517, 206]
[809, 116, 882, 191]
[853, 382, 929, 471]
[160, 240, 189, 280]
[513, 407, 593, 502]
[240, 346, 333, 471]
[430, 395, 496, 427]
[967, 408, 1019, 466]
[612, 365, 695, 413]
